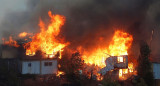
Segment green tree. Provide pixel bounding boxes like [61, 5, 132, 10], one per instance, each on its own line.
[137, 42, 154, 86]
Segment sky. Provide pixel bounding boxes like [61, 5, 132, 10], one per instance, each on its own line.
[0, 0, 28, 41]
[0, 0, 27, 23]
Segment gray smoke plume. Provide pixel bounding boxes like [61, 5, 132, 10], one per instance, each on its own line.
[0, 0, 160, 58]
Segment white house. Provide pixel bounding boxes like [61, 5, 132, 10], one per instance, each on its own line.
[150, 57, 160, 86]
[21, 58, 58, 75]
[152, 62, 160, 79]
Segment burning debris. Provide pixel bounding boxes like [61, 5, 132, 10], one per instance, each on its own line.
[2, 36, 19, 47]
[56, 71, 65, 77]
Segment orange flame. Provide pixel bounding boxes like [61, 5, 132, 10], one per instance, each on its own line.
[119, 63, 136, 80]
[108, 30, 133, 56]
[82, 30, 133, 68]
[2, 36, 19, 47]
[128, 63, 134, 72]
[24, 11, 68, 57]
[18, 32, 32, 38]
[56, 71, 65, 77]
[96, 73, 103, 81]
[18, 32, 28, 38]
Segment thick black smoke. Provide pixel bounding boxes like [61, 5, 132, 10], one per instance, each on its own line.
[0, 0, 160, 58]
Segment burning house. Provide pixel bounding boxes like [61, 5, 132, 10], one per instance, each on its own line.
[1, 0, 160, 86]
[0, 44, 59, 75]
[0, 11, 67, 76]
[0, 10, 137, 81]
[99, 55, 128, 75]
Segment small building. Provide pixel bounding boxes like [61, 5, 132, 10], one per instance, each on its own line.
[0, 44, 58, 75]
[20, 55, 58, 75]
[151, 58, 160, 86]
[152, 62, 160, 79]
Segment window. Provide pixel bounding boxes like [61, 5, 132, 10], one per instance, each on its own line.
[118, 56, 123, 63]
[28, 63, 31, 67]
[44, 62, 52, 66]
[44, 62, 49, 66]
[49, 62, 52, 66]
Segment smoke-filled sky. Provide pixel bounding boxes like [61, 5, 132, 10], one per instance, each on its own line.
[0, 0, 160, 57]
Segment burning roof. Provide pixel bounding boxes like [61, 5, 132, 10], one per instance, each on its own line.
[81, 30, 133, 68]
[23, 11, 69, 58]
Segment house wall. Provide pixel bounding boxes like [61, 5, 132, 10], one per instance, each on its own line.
[21, 59, 58, 75]
[152, 63, 160, 79]
[41, 60, 57, 74]
[22, 61, 40, 74]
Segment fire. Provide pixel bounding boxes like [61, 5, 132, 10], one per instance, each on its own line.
[108, 30, 133, 56]
[96, 73, 103, 81]
[119, 69, 123, 78]
[18, 32, 28, 38]
[82, 30, 133, 68]
[56, 71, 65, 77]
[119, 69, 128, 80]
[118, 56, 123, 63]
[82, 49, 108, 68]
[18, 32, 32, 38]
[2, 36, 19, 47]
[24, 11, 68, 57]
[128, 63, 134, 72]
[119, 63, 136, 80]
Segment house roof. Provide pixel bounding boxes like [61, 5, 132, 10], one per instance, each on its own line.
[150, 56, 160, 63]
[21, 55, 58, 61]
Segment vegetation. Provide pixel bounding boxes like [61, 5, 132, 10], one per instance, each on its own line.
[101, 77, 121, 86]
[137, 42, 154, 86]
[59, 51, 85, 85]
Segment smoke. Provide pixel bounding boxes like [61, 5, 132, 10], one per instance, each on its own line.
[0, 0, 160, 57]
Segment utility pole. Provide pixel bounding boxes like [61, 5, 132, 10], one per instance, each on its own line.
[150, 29, 154, 49]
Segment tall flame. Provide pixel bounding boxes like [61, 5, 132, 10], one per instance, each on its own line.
[82, 30, 133, 68]
[24, 11, 68, 57]
[108, 30, 133, 56]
